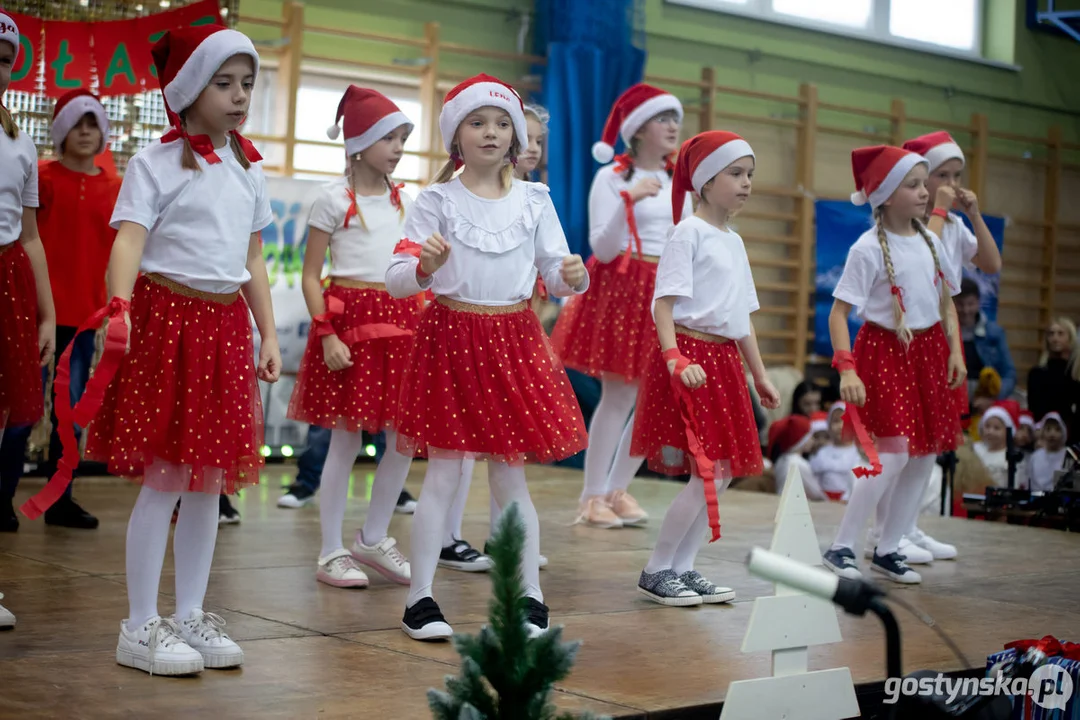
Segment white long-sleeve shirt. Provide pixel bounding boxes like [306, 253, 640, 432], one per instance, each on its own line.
[775, 453, 826, 501]
[588, 164, 691, 262]
[809, 443, 860, 499]
[385, 178, 588, 304]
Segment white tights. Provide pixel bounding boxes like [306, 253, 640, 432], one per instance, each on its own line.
[581, 377, 644, 500]
[644, 473, 731, 574]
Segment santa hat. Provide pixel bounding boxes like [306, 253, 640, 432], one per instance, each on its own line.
[326, 85, 413, 157]
[902, 131, 964, 173]
[1037, 411, 1068, 441]
[810, 411, 829, 435]
[0, 12, 18, 65]
[828, 401, 847, 421]
[979, 404, 1017, 436]
[151, 24, 259, 117]
[849, 145, 928, 208]
[767, 415, 814, 459]
[439, 73, 527, 154]
[670, 130, 754, 223]
[592, 83, 683, 164]
[1018, 410, 1035, 428]
[51, 89, 109, 154]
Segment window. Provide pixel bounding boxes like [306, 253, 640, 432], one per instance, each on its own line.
[666, 0, 985, 60]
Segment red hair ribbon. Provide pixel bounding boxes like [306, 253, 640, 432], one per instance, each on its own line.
[890, 285, 906, 313]
[160, 127, 262, 164]
[388, 182, 405, 212]
[831, 350, 882, 478]
[663, 347, 723, 541]
[535, 275, 549, 301]
[21, 297, 131, 520]
[617, 190, 644, 274]
[611, 153, 632, 174]
[936, 270, 956, 294]
[344, 187, 359, 229]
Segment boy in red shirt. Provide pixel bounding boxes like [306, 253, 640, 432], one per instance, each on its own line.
[0, 90, 118, 531]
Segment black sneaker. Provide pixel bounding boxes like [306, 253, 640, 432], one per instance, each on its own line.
[277, 483, 316, 509]
[524, 597, 549, 638]
[218, 495, 241, 525]
[0, 496, 18, 533]
[43, 496, 98, 529]
[401, 597, 453, 641]
[871, 551, 922, 584]
[438, 539, 493, 572]
[394, 489, 417, 514]
[678, 570, 736, 604]
[822, 547, 862, 580]
[637, 568, 702, 607]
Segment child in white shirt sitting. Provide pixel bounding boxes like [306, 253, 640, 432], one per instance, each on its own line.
[809, 402, 860, 502]
[1027, 412, 1068, 492]
[971, 405, 1016, 488]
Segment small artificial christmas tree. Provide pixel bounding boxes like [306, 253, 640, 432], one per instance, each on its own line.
[428, 502, 608, 720]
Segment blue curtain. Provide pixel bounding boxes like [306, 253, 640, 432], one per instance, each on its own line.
[535, 0, 646, 258]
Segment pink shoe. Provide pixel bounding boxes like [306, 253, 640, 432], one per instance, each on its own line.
[606, 489, 648, 526]
[575, 496, 623, 529]
[316, 549, 369, 588]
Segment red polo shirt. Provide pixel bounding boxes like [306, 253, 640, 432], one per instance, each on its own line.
[38, 161, 122, 328]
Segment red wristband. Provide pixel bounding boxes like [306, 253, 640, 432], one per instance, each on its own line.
[832, 350, 856, 373]
[931, 207, 949, 219]
[663, 348, 691, 377]
[416, 265, 431, 280]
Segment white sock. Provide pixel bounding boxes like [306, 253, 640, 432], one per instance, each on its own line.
[488, 462, 542, 602]
[407, 456, 463, 607]
[443, 458, 476, 547]
[604, 412, 645, 495]
[876, 455, 936, 555]
[319, 429, 364, 558]
[126, 484, 181, 627]
[581, 378, 638, 501]
[830, 451, 908, 553]
[645, 475, 705, 574]
[174, 490, 221, 620]
[671, 477, 731, 575]
[360, 429, 411, 546]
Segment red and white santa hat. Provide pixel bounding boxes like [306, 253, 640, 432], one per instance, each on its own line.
[902, 131, 964, 173]
[767, 414, 814, 459]
[850, 145, 928, 208]
[326, 85, 413, 157]
[828, 401, 847, 421]
[51, 89, 110, 154]
[670, 130, 754, 223]
[592, 83, 683, 164]
[810, 411, 829, 434]
[151, 24, 259, 117]
[1018, 410, 1035, 428]
[439, 73, 527, 154]
[979, 403, 1017, 436]
[0, 12, 18, 65]
[1036, 411, 1068, 440]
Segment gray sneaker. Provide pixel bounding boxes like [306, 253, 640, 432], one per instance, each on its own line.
[678, 571, 735, 603]
[637, 569, 703, 607]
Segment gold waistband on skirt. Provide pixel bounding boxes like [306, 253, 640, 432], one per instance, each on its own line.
[331, 278, 387, 291]
[435, 296, 529, 315]
[675, 325, 731, 344]
[144, 273, 240, 305]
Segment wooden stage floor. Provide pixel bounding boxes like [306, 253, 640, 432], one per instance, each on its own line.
[1, 463, 1078, 719]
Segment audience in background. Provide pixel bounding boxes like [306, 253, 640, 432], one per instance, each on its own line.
[1026, 317, 1080, 442]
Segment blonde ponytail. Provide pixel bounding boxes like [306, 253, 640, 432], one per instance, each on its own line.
[912, 218, 953, 337]
[0, 105, 17, 139]
[874, 207, 913, 348]
[229, 133, 252, 170]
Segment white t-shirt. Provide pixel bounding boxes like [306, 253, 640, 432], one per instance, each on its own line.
[385, 178, 588, 305]
[111, 139, 273, 294]
[653, 216, 759, 340]
[0, 130, 39, 246]
[1027, 447, 1066, 492]
[939, 213, 977, 286]
[775, 453, 825, 501]
[588, 163, 692, 262]
[833, 226, 959, 330]
[307, 176, 413, 283]
[973, 442, 1009, 488]
[809, 443, 860, 498]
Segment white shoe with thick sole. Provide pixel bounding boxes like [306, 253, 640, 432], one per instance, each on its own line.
[351, 534, 411, 585]
[116, 616, 204, 676]
[907, 528, 957, 560]
[176, 609, 244, 669]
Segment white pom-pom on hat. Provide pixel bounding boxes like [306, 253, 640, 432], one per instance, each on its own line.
[592, 141, 615, 164]
[850, 190, 867, 206]
[327, 122, 341, 141]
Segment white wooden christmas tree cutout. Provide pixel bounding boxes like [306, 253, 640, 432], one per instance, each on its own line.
[719, 463, 860, 720]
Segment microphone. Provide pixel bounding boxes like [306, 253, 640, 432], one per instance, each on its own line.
[746, 547, 886, 615]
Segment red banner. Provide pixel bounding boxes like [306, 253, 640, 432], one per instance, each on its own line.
[5, 0, 223, 99]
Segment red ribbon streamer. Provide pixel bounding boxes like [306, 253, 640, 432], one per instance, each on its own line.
[394, 238, 422, 258]
[617, 190, 643, 274]
[312, 294, 413, 345]
[842, 404, 884, 478]
[21, 297, 130, 520]
[890, 285, 906, 313]
[160, 127, 262, 165]
[665, 349, 722, 542]
[1004, 636, 1080, 662]
[535, 275, 549, 301]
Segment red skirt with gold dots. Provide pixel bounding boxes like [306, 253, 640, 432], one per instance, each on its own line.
[395, 297, 588, 465]
[849, 322, 961, 457]
[0, 243, 44, 429]
[549, 254, 658, 381]
[287, 282, 421, 433]
[631, 328, 763, 479]
[85, 274, 263, 495]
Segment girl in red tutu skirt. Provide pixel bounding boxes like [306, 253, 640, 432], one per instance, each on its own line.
[29, 27, 282, 675]
[550, 84, 691, 529]
[0, 12, 57, 629]
[286, 86, 418, 589]
[386, 74, 588, 641]
[822, 145, 965, 586]
[631, 131, 780, 607]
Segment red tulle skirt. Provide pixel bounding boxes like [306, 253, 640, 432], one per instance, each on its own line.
[287, 283, 420, 433]
[550, 254, 658, 381]
[0, 243, 44, 429]
[631, 330, 763, 478]
[850, 322, 961, 457]
[86, 274, 263, 495]
[396, 297, 588, 465]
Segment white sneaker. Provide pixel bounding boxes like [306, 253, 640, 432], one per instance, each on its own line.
[864, 533, 933, 565]
[0, 593, 14, 629]
[116, 616, 204, 675]
[351, 534, 411, 585]
[317, 548, 369, 588]
[907, 528, 957, 560]
[176, 609, 244, 669]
